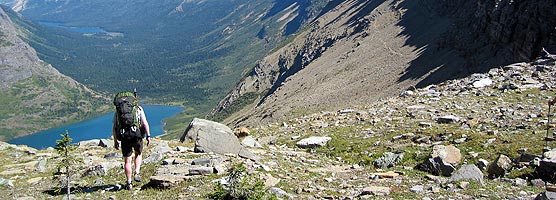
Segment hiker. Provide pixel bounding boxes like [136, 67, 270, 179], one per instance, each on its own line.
[112, 92, 151, 190]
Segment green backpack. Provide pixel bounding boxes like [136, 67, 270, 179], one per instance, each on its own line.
[113, 91, 142, 140]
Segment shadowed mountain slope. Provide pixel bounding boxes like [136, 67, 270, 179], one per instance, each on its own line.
[209, 0, 556, 128]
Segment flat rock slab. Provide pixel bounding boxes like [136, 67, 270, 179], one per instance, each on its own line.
[296, 136, 332, 148]
[371, 171, 400, 178]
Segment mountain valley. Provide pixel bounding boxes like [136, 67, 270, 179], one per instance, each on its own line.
[0, 0, 556, 199]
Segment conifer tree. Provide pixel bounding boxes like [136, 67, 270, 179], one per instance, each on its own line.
[54, 130, 79, 199]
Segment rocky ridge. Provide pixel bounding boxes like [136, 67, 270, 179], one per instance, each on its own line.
[1, 54, 556, 199]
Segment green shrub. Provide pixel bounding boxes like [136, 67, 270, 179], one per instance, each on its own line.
[207, 163, 277, 200]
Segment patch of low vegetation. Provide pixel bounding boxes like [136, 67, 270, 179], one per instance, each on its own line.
[207, 163, 277, 200]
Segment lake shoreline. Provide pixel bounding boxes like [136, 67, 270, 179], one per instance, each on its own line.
[8, 105, 184, 149]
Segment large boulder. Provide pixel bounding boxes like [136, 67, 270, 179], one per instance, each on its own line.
[296, 136, 332, 148]
[180, 118, 258, 161]
[536, 149, 556, 182]
[448, 164, 484, 185]
[418, 145, 461, 176]
[431, 145, 462, 166]
[487, 154, 512, 178]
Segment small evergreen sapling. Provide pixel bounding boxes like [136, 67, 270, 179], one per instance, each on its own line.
[54, 130, 80, 199]
[207, 162, 277, 200]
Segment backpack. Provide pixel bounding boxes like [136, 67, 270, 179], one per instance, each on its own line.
[113, 91, 142, 140]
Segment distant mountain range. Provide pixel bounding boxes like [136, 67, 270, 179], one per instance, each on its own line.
[0, 5, 108, 140]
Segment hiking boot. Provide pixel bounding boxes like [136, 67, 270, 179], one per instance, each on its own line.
[124, 182, 133, 190]
[134, 173, 142, 182]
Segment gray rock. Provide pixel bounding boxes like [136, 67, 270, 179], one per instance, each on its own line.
[535, 191, 556, 200]
[0, 178, 14, 188]
[488, 154, 512, 178]
[79, 139, 100, 147]
[270, 187, 296, 199]
[144, 143, 173, 164]
[172, 158, 186, 165]
[419, 122, 433, 127]
[531, 179, 545, 188]
[410, 185, 424, 193]
[94, 178, 104, 185]
[35, 157, 47, 172]
[175, 146, 188, 152]
[544, 149, 556, 160]
[414, 136, 431, 144]
[83, 162, 119, 176]
[447, 164, 484, 185]
[374, 152, 404, 168]
[180, 118, 258, 161]
[161, 158, 174, 165]
[241, 136, 262, 148]
[192, 158, 212, 166]
[143, 152, 164, 164]
[400, 90, 415, 97]
[437, 115, 460, 124]
[514, 178, 527, 186]
[472, 78, 493, 88]
[189, 166, 215, 175]
[296, 136, 331, 148]
[420, 156, 456, 176]
[453, 138, 466, 144]
[418, 145, 461, 176]
[99, 139, 112, 148]
[151, 143, 173, 154]
[432, 145, 462, 166]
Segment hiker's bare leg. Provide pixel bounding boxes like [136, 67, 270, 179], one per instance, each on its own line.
[124, 156, 133, 183]
[134, 152, 142, 174]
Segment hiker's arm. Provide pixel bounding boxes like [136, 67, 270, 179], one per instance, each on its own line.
[140, 108, 151, 145]
[140, 109, 150, 137]
[112, 115, 119, 149]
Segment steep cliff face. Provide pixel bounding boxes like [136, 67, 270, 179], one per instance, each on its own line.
[0, 6, 108, 141]
[210, 0, 556, 127]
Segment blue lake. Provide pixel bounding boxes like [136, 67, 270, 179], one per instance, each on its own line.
[8, 105, 184, 149]
[39, 21, 107, 34]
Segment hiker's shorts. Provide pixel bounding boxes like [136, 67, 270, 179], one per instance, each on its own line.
[121, 138, 143, 157]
